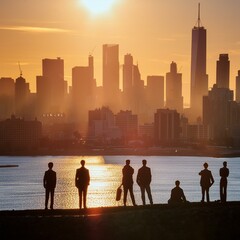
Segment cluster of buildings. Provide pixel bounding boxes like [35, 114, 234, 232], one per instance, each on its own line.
[1, 5, 240, 151]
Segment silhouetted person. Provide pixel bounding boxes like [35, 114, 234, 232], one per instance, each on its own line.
[199, 162, 214, 203]
[75, 160, 90, 209]
[168, 180, 187, 204]
[122, 159, 137, 206]
[137, 159, 153, 205]
[220, 161, 229, 203]
[43, 162, 56, 210]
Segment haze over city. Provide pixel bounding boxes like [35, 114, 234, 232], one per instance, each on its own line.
[1, 0, 240, 106]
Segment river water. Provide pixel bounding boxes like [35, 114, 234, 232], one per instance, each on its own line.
[0, 155, 239, 210]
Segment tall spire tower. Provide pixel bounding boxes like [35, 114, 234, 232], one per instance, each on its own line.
[190, 3, 208, 122]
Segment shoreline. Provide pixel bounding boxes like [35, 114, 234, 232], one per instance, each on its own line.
[1, 146, 240, 158]
[1, 202, 240, 240]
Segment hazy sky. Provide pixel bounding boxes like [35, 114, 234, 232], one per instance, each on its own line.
[0, 0, 240, 106]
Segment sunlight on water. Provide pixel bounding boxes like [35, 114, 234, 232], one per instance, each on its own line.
[1, 155, 240, 210]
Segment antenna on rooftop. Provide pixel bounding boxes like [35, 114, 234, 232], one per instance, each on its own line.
[18, 62, 23, 77]
[198, 3, 201, 27]
[196, 3, 202, 28]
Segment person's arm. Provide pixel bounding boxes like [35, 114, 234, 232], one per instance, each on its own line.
[136, 170, 140, 186]
[43, 172, 46, 188]
[226, 168, 229, 177]
[75, 170, 78, 187]
[87, 169, 90, 185]
[181, 189, 186, 202]
[210, 172, 214, 186]
[54, 172, 57, 188]
[220, 168, 223, 177]
[149, 168, 152, 183]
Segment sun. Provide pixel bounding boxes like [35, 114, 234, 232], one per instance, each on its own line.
[81, 0, 117, 15]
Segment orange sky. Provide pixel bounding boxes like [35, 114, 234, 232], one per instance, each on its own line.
[0, 0, 240, 106]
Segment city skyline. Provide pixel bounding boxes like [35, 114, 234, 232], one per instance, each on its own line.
[1, 1, 240, 106]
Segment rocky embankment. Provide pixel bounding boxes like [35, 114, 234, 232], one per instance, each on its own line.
[1, 202, 240, 240]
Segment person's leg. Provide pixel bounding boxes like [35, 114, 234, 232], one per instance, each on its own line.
[140, 186, 146, 205]
[123, 185, 128, 206]
[201, 187, 205, 202]
[83, 186, 88, 209]
[129, 184, 136, 206]
[78, 188, 83, 209]
[50, 188, 55, 209]
[223, 183, 227, 202]
[146, 185, 153, 205]
[45, 189, 50, 209]
[206, 187, 210, 202]
[220, 183, 223, 202]
[220, 179, 224, 202]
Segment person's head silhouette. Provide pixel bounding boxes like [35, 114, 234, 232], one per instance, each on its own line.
[126, 159, 130, 165]
[81, 160, 85, 167]
[142, 159, 147, 166]
[48, 162, 53, 169]
[175, 180, 180, 187]
[203, 162, 208, 169]
[223, 161, 227, 167]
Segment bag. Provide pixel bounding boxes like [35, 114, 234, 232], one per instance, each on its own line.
[116, 185, 122, 201]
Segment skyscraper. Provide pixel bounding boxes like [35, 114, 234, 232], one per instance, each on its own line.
[0, 78, 15, 119]
[236, 70, 240, 103]
[15, 75, 30, 118]
[146, 75, 164, 123]
[166, 61, 183, 113]
[72, 55, 96, 132]
[122, 54, 134, 110]
[102, 44, 120, 112]
[216, 54, 230, 89]
[203, 84, 234, 142]
[41, 57, 65, 113]
[190, 4, 208, 121]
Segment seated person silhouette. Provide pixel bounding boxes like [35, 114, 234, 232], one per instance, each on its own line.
[168, 180, 187, 204]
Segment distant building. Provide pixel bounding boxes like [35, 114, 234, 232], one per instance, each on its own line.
[122, 54, 145, 119]
[146, 76, 164, 123]
[15, 75, 30, 118]
[187, 124, 209, 141]
[138, 123, 154, 138]
[236, 70, 240, 103]
[0, 78, 15, 119]
[0, 115, 42, 150]
[154, 109, 180, 145]
[216, 54, 230, 89]
[203, 84, 233, 142]
[166, 61, 183, 113]
[115, 110, 138, 142]
[37, 58, 65, 113]
[71, 55, 96, 131]
[88, 107, 121, 141]
[102, 44, 120, 112]
[190, 4, 208, 121]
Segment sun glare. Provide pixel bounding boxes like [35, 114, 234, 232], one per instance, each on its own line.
[80, 0, 117, 15]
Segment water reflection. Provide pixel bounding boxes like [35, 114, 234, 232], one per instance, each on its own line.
[55, 156, 122, 209]
[0, 155, 240, 210]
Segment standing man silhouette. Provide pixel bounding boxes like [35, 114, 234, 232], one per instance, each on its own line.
[137, 159, 153, 205]
[43, 162, 57, 210]
[122, 159, 137, 206]
[199, 162, 214, 203]
[75, 160, 90, 209]
[220, 161, 229, 203]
